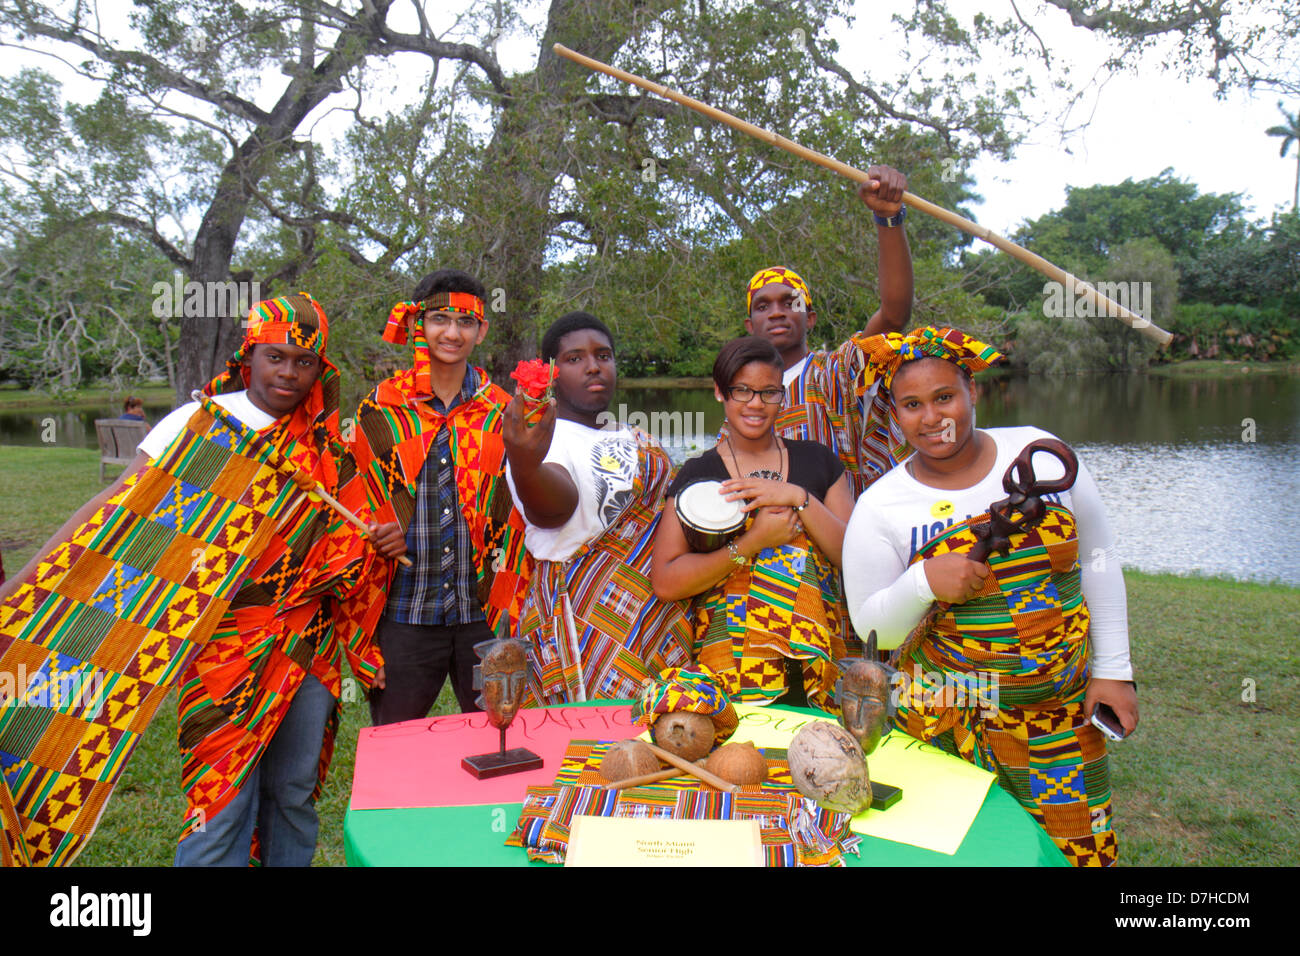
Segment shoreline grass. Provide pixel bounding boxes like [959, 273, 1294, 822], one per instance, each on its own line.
[2, 358, 1295, 408]
[0, 384, 176, 410]
[3, 445, 1297, 866]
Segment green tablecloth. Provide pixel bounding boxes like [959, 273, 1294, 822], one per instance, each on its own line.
[344, 703, 1068, 867]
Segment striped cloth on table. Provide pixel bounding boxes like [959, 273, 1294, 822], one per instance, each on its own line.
[503, 738, 858, 866]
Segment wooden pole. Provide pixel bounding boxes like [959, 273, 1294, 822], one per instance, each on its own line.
[311, 483, 414, 568]
[553, 43, 1172, 347]
[643, 741, 739, 792]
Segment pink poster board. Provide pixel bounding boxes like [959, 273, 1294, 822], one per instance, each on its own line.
[351, 704, 642, 810]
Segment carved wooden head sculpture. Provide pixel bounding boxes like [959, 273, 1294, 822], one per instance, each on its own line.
[834, 632, 895, 756]
[472, 638, 530, 730]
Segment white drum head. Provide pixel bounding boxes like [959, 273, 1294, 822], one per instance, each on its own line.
[677, 480, 744, 531]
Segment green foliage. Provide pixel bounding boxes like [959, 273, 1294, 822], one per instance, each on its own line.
[1180, 210, 1300, 312]
[1162, 303, 1297, 362]
[0, 225, 177, 392]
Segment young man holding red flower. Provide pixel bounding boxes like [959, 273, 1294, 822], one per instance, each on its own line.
[502, 312, 693, 704]
[347, 269, 530, 724]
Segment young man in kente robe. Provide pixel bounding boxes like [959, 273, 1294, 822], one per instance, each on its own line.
[502, 312, 692, 704]
[0, 294, 402, 867]
[745, 165, 914, 499]
[347, 270, 529, 725]
[142, 293, 406, 866]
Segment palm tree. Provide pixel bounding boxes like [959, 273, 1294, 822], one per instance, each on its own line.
[1266, 101, 1300, 213]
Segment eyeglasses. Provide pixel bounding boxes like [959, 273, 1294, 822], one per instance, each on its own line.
[424, 312, 481, 331]
[726, 385, 785, 405]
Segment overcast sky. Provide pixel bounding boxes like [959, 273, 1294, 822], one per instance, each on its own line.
[836, 0, 1296, 235]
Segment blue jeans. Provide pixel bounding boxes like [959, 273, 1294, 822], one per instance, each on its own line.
[174, 673, 335, 867]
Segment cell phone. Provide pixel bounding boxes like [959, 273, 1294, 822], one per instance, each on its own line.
[1090, 703, 1127, 742]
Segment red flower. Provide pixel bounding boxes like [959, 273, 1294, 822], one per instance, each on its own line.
[510, 358, 556, 400]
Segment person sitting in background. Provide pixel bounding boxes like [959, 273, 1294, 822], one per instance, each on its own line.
[120, 396, 147, 422]
[502, 311, 692, 703]
[652, 336, 856, 711]
[841, 325, 1137, 867]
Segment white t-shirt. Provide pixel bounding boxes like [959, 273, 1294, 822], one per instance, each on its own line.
[842, 425, 1132, 680]
[504, 418, 639, 563]
[782, 355, 810, 387]
[137, 390, 278, 460]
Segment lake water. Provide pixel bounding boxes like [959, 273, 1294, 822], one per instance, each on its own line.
[3, 370, 1297, 585]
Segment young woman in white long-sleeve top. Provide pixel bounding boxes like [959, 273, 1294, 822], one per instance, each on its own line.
[840, 326, 1138, 867]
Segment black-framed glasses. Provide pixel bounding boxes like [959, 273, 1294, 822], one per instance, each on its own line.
[727, 385, 784, 405]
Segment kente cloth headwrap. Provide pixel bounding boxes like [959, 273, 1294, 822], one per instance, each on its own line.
[855, 326, 1004, 389]
[381, 302, 429, 395]
[747, 266, 813, 314]
[381, 295, 484, 398]
[632, 665, 739, 747]
[381, 293, 486, 346]
[204, 291, 343, 492]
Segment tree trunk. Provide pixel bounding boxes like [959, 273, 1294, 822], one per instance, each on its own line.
[473, 0, 673, 384]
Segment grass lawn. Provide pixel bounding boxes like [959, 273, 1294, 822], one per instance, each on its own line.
[3, 445, 1297, 866]
[0, 384, 176, 410]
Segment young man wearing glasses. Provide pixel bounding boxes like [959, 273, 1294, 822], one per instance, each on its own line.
[347, 269, 529, 724]
[744, 164, 914, 500]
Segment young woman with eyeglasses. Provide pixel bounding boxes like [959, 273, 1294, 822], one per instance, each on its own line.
[651, 336, 857, 710]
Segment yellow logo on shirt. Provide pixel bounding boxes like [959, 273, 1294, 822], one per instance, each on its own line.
[931, 500, 954, 519]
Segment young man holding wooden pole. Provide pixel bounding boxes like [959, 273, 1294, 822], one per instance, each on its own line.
[743, 164, 913, 500]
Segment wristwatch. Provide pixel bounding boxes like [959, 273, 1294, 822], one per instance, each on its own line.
[873, 205, 906, 228]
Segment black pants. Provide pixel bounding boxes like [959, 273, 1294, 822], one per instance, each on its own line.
[369, 617, 492, 725]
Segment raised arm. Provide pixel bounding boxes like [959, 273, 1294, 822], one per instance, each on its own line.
[501, 394, 579, 529]
[857, 165, 913, 336]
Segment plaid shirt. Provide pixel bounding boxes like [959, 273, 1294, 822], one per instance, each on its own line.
[384, 367, 486, 626]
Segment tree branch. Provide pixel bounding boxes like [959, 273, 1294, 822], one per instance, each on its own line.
[9, 13, 273, 126]
[66, 211, 192, 269]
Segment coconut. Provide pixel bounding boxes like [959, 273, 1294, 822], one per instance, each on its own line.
[651, 711, 715, 762]
[598, 739, 661, 782]
[787, 721, 872, 815]
[704, 741, 768, 785]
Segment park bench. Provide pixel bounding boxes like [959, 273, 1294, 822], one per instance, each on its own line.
[94, 419, 151, 482]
